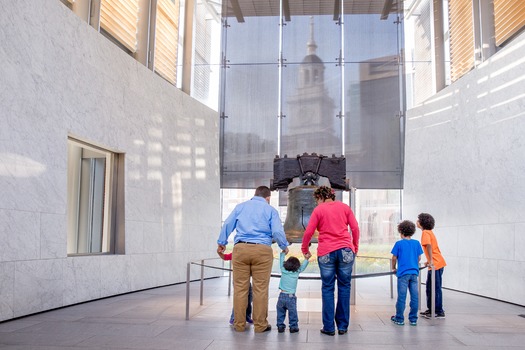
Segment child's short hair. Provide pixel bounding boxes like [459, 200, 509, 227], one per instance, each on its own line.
[397, 220, 416, 237]
[418, 213, 435, 230]
[283, 256, 301, 272]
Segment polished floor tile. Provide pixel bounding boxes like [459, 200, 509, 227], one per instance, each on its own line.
[0, 275, 524, 349]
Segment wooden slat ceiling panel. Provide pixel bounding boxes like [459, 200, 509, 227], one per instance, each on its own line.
[225, 0, 396, 18]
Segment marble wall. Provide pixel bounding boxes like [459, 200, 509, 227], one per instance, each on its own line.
[404, 31, 525, 305]
[0, 0, 221, 321]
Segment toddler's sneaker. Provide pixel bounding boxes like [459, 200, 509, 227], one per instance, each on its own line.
[390, 316, 404, 326]
[246, 317, 254, 324]
[229, 318, 234, 325]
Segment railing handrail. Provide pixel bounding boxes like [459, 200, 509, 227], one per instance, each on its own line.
[186, 258, 429, 321]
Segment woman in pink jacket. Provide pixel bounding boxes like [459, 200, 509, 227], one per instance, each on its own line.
[301, 186, 360, 336]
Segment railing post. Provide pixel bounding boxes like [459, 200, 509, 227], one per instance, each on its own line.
[431, 265, 436, 323]
[228, 260, 232, 296]
[350, 258, 356, 305]
[418, 267, 422, 311]
[186, 262, 191, 320]
[200, 259, 204, 306]
[390, 271, 394, 299]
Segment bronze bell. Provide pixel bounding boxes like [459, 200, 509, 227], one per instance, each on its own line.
[283, 185, 319, 244]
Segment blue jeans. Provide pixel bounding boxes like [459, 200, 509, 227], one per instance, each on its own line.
[394, 274, 418, 323]
[318, 247, 355, 332]
[276, 292, 298, 329]
[426, 268, 444, 313]
[230, 284, 252, 322]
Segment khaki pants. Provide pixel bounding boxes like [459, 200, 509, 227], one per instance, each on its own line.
[232, 243, 273, 332]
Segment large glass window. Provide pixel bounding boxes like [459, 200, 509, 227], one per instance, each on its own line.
[154, 0, 181, 84]
[67, 138, 123, 255]
[344, 13, 403, 189]
[448, 0, 474, 82]
[191, 0, 222, 108]
[219, 15, 280, 188]
[219, 0, 405, 190]
[99, 0, 140, 53]
[281, 15, 342, 159]
[494, 0, 525, 46]
[220, 188, 401, 274]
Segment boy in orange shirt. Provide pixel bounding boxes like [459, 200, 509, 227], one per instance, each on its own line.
[417, 213, 446, 318]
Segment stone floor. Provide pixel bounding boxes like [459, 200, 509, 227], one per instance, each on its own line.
[0, 274, 524, 349]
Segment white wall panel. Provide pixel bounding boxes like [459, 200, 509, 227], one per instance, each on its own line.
[0, 0, 220, 321]
[405, 30, 525, 305]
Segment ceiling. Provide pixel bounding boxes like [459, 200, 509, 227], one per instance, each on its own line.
[221, 0, 402, 22]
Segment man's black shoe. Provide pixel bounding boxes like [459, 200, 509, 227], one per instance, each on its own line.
[320, 329, 335, 336]
[262, 325, 272, 332]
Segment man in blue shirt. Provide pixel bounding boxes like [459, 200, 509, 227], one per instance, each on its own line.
[217, 186, 289, 333]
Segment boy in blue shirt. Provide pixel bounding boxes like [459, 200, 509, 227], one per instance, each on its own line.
[276, 251, 309, 333]
[391, 220, 424, 326]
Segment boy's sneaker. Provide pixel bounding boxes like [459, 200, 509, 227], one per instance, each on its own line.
[390, 316, 404, 326]
[421, 311, 446, 319]
[409, 321, 417, 326]
[420, 310, 431, 317]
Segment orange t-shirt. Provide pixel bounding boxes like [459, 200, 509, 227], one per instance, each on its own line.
[421, 229, 446, 270]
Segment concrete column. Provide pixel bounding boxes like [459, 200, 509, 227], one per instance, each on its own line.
[181, 0, 195, 95]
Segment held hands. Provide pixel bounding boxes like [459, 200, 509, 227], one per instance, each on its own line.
[217, 244, 226, 254]
[303, 251, 312, 260]
[282, 247, 289, 255]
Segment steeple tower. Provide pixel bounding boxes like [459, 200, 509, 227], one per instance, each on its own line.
[283, 17, 338, 157]
[306, 16, 317, 56]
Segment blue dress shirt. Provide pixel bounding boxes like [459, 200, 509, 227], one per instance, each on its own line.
[217, 196, 289, 250]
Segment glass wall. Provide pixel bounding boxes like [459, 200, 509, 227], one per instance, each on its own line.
[219, 0, 405, 190]
[220, 188, 401, 274]
[219, 15, 280, 188]
[344, 14, 404, 189]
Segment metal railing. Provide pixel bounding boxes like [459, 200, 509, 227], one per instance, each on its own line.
[185, 257, 435, 323]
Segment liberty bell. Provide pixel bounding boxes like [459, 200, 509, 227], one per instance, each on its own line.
[271, 153, 348, 244]
[283, 185, 318, 243]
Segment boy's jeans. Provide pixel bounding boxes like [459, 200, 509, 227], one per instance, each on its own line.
[276, 292, 298, 329]
[230, 284, 252, 322]
[394, 273, 419, 323]
[426, 267, 444, 313]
